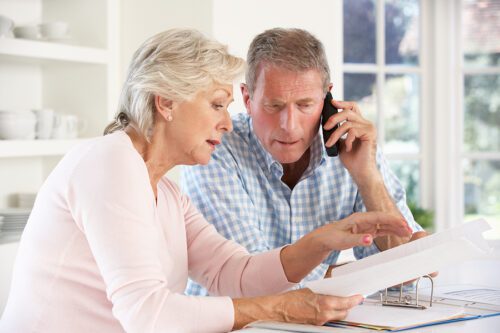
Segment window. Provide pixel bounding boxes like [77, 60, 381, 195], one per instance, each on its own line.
[461, 0, 500, 239]
[342, 0, 423, 206]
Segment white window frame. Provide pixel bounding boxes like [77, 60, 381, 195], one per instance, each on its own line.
[336, 0, 432, 210]
[412, 0, 499, 232]
[455, 0, 500, 227]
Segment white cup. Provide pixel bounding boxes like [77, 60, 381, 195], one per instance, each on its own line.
[52, 114, 86, 139]
[0, 15, 14, 38]
[32, 108, 54, 139]
[39, 21, 68, 40]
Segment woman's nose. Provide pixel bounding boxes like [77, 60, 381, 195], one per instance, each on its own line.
[219, 109, 233, 133]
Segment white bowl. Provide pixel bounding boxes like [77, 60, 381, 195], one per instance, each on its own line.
[13, 25, 39, 40]
[0, 15, 14, 38]
[0, 113, 36, 140]
[39, 21, 68, 40]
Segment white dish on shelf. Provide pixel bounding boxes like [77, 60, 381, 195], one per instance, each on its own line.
[0, 111, 36, 140]
[0, 207, 32, 215]
[13, 25, 39, 40]
[39, 21, 68, 40]
[0, 15, 14, 38]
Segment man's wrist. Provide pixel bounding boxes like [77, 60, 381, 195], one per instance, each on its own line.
[353, 169, 384, 192]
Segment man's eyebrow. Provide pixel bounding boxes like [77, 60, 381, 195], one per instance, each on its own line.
[296, 97, 315, 103]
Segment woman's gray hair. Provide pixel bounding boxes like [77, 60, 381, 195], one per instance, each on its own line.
[245, 28, 330, 97]
[104, 28, 245, 139]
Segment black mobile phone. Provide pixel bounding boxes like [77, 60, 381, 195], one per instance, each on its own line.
[321, 92, 340, 156]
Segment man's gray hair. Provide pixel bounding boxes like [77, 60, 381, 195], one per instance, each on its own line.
[245, 28, 330, 97]
[105, 28, 245, 139]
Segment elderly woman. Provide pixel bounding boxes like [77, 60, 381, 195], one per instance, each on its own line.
[0, 29, 410, 333]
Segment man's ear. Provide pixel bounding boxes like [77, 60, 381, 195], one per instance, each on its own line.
[155, 95, 174, 121]
[240, 83, 252, 115]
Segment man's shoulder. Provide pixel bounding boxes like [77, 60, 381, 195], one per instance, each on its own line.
[223, 113, 251, 147]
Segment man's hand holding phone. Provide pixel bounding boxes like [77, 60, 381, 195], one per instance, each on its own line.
[322, 96, 379, 183]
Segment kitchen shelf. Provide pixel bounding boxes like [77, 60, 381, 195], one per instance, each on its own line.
[0, 0, 119, 209]
[0, 139, 88, 158]
[0, 38, 109, 65]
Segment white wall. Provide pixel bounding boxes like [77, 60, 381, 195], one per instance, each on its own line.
[212, 0, 343, 115]
[120, 0, 213, 83]
[119, 0, 214, 182]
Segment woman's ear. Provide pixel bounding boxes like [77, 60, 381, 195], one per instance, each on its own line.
[155, 95, 174, 121]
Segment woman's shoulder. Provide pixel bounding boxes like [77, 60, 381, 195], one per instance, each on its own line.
[62, 131, 146, 181]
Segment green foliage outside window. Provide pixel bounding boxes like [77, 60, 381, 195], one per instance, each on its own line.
[408, 201, 434, 231]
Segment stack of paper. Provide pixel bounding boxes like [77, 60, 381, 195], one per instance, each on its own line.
[333, 299, 465, 331]
[306, 219, 492, 297]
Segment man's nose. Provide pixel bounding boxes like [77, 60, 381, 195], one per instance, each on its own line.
[280, 105, 297, 131]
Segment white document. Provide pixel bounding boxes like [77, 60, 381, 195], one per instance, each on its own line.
[340, 299, 465, 330]
[430, 285, 500, 306]
[306, 219, 492, 297]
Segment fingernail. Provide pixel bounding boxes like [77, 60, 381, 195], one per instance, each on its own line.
[362, 235, 372, 244]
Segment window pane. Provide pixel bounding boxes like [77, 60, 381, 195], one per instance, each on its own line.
[463, 0, 500, 66]
[343, 73, 377, 124]
[464, 74, 500, 152]
[385, 0, 420, 65]
[388, 160, 420, 204]
[343, 0, 376, 63]
[384, 74, 419, 153]
[464, 159, 500, 240]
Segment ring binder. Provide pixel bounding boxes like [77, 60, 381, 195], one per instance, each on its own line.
[380, 274, 434, 309]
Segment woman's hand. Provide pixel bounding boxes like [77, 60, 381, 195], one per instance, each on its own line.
[276, 288, 363, 325]
[280, 212, 412, 283]
[232, 288, 363, 330]
[313, 211, 412, 251]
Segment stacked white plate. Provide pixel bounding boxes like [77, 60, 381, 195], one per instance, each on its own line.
[0, 110, 37, 140]
[0, 208, 31, 236]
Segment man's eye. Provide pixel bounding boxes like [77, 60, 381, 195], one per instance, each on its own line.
[299, 104, 315, 113]
[212, 104, 224, 110]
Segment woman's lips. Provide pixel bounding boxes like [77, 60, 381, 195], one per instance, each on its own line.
[206, 139, 220, 149]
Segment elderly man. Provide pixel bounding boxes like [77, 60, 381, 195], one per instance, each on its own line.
[182, 28, 424, 296]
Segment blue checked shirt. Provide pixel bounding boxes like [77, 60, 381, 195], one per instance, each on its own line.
[181, 113, 422, 296]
